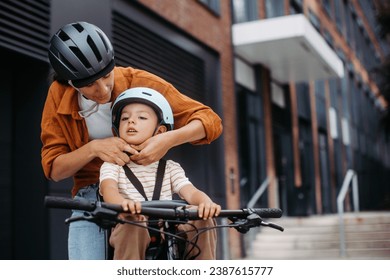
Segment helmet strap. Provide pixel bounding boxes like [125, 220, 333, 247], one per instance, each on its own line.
[68, 80, 78, 89]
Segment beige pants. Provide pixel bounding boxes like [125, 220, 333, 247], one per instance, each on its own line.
[110, 215, 217, 260]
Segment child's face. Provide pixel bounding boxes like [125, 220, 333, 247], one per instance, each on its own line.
[119, 103, 159, 145]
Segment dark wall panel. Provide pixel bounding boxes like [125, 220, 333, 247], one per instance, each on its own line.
[0, 0, 50, 61]
[0, 48, 50, 259]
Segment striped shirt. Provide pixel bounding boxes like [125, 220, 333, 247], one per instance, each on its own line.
[99, 160, 190, 201]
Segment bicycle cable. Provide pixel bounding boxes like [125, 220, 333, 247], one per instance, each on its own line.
[117, 217, 202, 260]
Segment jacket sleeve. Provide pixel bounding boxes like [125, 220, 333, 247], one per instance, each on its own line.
[41, 84, 77, 179]
[115, 67, 223, 144]
[162, 84, 223, 145]
[40, 86, 70, 179]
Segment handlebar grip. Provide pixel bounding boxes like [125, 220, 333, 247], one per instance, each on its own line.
[252, 208, 283, 218]
[140, 207, 283, 220]
[141, 200, 188, 208]
[44, 196, 96, 211]
[140, 207, 199, 219]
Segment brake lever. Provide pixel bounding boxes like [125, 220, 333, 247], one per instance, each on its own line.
[228, 212, 284, 233]
[229, 213, 262, 233]
[65, 214, 91, 224]
[260, 220, 284, 232]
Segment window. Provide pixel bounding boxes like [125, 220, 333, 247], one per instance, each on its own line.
[198, 0, 220, 15]
[315, 80, 327, 130]
[334, 0, 344, 35]
[232, 0, 258, 23]
[308, 9, 321, 32]
[344, 1, 355, 50]
[290, 0, 303, 14]
[265, 0, 285, 18]
[329, 107, 339, 139]
[236, 84, 267, 206]
[296, 82, 311, 120]
[322, 0, 332, 18]
[341, 117, 351, 146]
[323, 29, 334, 48]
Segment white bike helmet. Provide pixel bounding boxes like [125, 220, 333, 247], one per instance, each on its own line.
[112, 87, 174, 135]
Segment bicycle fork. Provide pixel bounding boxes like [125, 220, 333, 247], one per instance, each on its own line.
[164, 221, 182, 260]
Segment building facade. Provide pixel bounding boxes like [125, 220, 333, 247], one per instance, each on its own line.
[0, 0, 389, 260]
[232, 0, 390, 219]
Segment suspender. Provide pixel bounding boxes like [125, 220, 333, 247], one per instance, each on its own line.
[154, 159, 167, 200]
[122, 159, 167, 201]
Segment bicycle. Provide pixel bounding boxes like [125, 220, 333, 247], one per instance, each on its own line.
[44, 196, 284, 260]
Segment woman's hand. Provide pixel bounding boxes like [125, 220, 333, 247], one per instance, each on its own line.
[91, 137, 138, 166]
[130, 120, 206, 166]
[130, 133, 171, 165]
[51, 137, 137, 181]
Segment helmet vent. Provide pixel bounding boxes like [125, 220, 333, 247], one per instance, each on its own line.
[70, 46, 91, 68]
[87, 35, 103, 62]
[59, 54, 77, 72]
[58, 31, 70, 41]
[98, 33, 110, 53]
[72, 23, 85, 33]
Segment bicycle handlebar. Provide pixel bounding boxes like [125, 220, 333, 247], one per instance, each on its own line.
[44, 195, 284, 261]
[44, 196, 283, 219]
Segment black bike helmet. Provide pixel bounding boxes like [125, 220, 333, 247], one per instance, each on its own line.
[48, 21, 115, 87]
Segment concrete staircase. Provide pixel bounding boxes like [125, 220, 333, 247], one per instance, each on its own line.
[246, 211, 390, 260]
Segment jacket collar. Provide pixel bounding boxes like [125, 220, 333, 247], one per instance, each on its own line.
[56, 67, 126, 120]
[57, 86, 83, 120]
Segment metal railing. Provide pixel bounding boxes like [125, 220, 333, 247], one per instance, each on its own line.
[245, 177, 275, 257]
[247, 177, 270, 208]
[337, 169, 359, 257]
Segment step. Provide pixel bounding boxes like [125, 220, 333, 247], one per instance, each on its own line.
[249, 248, 390, 260]
[274, 223, 390, 233]
[246, 211, 390, 260]
[276, 212, 390, 227]
[256, 230, 390, 242]
[253, 239, 390, 250]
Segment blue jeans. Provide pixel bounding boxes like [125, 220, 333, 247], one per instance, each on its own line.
[68, 183, 108, 260]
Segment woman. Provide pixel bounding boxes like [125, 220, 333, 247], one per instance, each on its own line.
[41, 21, 222, 259]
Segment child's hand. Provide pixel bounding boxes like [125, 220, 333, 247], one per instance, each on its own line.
[197, 201, 221, 220]
[121, 199, 142, 214]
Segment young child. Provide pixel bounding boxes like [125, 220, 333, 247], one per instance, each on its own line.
[99, 87, 221, 259]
